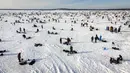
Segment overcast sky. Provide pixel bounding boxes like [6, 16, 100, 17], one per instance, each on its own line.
[0, 0, 130, 9]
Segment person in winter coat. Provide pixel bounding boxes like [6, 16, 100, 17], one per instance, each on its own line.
[19, 27, 21, 32]
[70, 46, 73, 52]
[41, 25, 43, 29]
[112, 42, 115, 45]
[60, 38, 62, 44]
[99, 35, 102, 41]
[18, 52, 21, 62]
[96, 34, 99, 39]
[71, 28, 73, 31]
[95, 37, 97, 43]
[35, 29, 39, 33]
[106, 26, 109, 31]
[119, 55, 123, 61]
[52, 26, 55, 30]
[22, 34, 26, 39]
[110, 57, 113, 64]
[114, 28, 117, 33]
[118, 26, 121, 32]
[95, 34, 99, 43]
[23, 28, 26, 33]
[110, 26, 113, 32]
[67, 38, 71, 44]
[116, 57, 121, 64]
[91, 36, 94, 42]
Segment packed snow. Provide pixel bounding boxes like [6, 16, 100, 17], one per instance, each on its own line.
[0, 10, 130, 73]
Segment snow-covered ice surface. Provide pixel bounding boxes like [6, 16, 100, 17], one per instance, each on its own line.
[0, 10, 130, 73]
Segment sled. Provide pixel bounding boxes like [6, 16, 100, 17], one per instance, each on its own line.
[34, 43, 43, 47]
[101, 40, 107, 42]
[26, 37, 32, 39]
[19, 61, 27, 65]
[63, 42, 71, 45]
[29, 59, 36, 65]
[63, 49, 70, 53]
[63, 49, 77, 55]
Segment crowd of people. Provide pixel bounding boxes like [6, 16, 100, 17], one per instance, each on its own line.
[0, 10, 130, 66]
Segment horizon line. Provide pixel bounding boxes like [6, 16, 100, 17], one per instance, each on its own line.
[0, 8, 130, 10]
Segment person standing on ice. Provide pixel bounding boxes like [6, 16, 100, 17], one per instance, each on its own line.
[60, 38, 62, 44]
[67, 37, 71, 44]
[19, 27, 21, 32]
[114, 28, 117, 33]
[91, 36, 94, 42]
[118, 26, 121, 32]
[35, 29, 39, 33]
[95, 37, 97, 43]
[18, 52, 21, 62]
[96, 34, 99, 40]
[119, 55, 123, 61]
[23, 28, 26, 33]
[95, 34, 99, 43]
[41, 25, 43, 29]
[70, 46, 73, 53]
[99, 35, 102, 41]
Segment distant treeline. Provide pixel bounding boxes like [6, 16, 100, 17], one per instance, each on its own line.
[0, 8, 130, 11]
